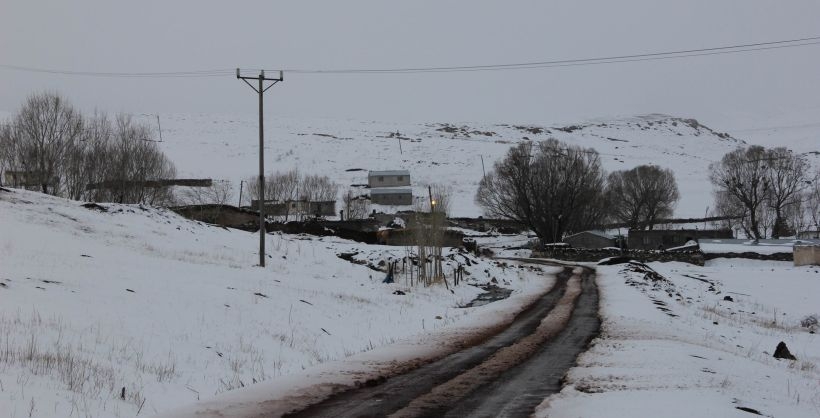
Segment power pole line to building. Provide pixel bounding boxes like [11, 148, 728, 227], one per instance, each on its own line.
[156, 114, 163, 142]
[237, 68, 283, 267]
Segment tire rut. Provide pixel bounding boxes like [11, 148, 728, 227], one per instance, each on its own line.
[438, 267, 599, 417]
[285, 267, 576, 418]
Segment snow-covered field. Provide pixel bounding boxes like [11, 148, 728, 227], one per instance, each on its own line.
[128, 112, 818, 219]
[0, 188, 555, 417]
[2, 110, 820, 417]
[538, 259, 820, 417]
[699, 239, 820, 255]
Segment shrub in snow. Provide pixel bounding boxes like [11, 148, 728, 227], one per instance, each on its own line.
[800, 314, 818, 333]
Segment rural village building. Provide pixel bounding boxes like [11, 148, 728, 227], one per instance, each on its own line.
[251, 199, 337, 217]
[371, 188, 413, 205]
[368, 170, 411, 188]
[368, 169, 413, 206]
[798, 230, 820, 239]
[563, 230, 618, 249]
[628, 228, 733, 250]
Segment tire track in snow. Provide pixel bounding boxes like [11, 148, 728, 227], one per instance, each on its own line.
[285, 264, 599, 418]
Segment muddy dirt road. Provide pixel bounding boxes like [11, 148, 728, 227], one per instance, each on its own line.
[284, 264, 600, 418]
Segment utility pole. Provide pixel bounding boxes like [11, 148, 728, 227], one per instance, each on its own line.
[156, 115, 163, 142]
[237, 68, 283, 267]
[238, 180, 244, 208]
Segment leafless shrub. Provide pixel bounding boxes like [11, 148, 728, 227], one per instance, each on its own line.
[299, 174, 338, 203]
[476, 139, 606, 245]
[800, 314, 818, 333]
[176, 180, 235, 206]
[243, 170, 338, 220]
[342, 189, 371, 220]
[407, 184, 451, 287]
[1, 93, 178, 205]
[606, 165, 679, 230]
[0, 92, 83, 195]
[711, 146, 812, 238]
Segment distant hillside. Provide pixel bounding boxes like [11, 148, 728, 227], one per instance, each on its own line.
[142, 113, 748, 218]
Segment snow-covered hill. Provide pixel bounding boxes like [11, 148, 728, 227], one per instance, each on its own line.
[143, 113, 755, 218]
[5, 109, 816, 218]
[0, 187, 552, 417]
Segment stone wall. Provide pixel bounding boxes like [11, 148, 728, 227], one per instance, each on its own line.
[265, 219, 382, 244]
[794, 245, 820, 266]
[532, 247, 800, 265]
[703, 252, 793, 262]
[171, 205, 259, 230]
[532, 248, 706, 266]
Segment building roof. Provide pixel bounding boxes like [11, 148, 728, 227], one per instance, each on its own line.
[369, 170, 410, 177]
[371, 188, 412, 195]
[564, 230, 615, 240]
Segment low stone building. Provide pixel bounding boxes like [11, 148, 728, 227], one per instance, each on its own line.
[371, 188, 413, 206]
[563, 231, 617, 249]
[798, 230, 820, 239]
[251, 200, 337, 217]
[171, 204, 259, 230]
[2, 170, 59, 190]
[794, 244, 820, 266]
[628, 229, 733, 250]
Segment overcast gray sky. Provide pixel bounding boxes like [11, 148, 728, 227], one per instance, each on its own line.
[2, 0, 819, 127]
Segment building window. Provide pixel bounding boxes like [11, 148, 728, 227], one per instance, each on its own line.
[378, 176, 384, 182]
[642, 236, 650, 245]
[397, 176, 404, 181]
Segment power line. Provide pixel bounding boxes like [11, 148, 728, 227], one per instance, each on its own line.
[283, 36, 820, 74]
[0, 65, 234, 78]
[1, 35, 820, 78]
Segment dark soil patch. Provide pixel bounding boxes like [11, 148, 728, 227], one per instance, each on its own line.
[81, 202, 108, 212]
[461, 284, 514, 308]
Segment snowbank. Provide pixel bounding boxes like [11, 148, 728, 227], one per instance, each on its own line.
[536, 259, 820, 417]
[0, 188, 555, 417]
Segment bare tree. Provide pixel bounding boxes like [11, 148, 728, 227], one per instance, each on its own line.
[299, 174, 338, 203]
[243, 169, 299, 205]
[0, 123, 14, 185]
[243, 170, 338, 220]
[2, 94, 177, 205]
[711, 190, 746, 233]
[606, 165, 679, 230]
[409, 187, 449, 287]
[98, 114, 176, 205]
[64, 111, 113, 200]
[429, 183, 452, 217]
[805, 170, 820, 231]
[711, 146, 813, 239]
[5, 92, 83, 194]
[764, 147, 810, 238]
[476, 139, 606, 244]
[709, 146, 769, 239]
[342, 189, 371, 220]
[176, 180, 235, 206]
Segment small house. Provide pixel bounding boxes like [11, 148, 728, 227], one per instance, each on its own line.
[563, 231, 617, 249]
[371, 188, 413, 206]
[368, 170, 410, 188]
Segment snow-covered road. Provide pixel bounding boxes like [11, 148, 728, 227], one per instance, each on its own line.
[184, 264, 599, 418]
